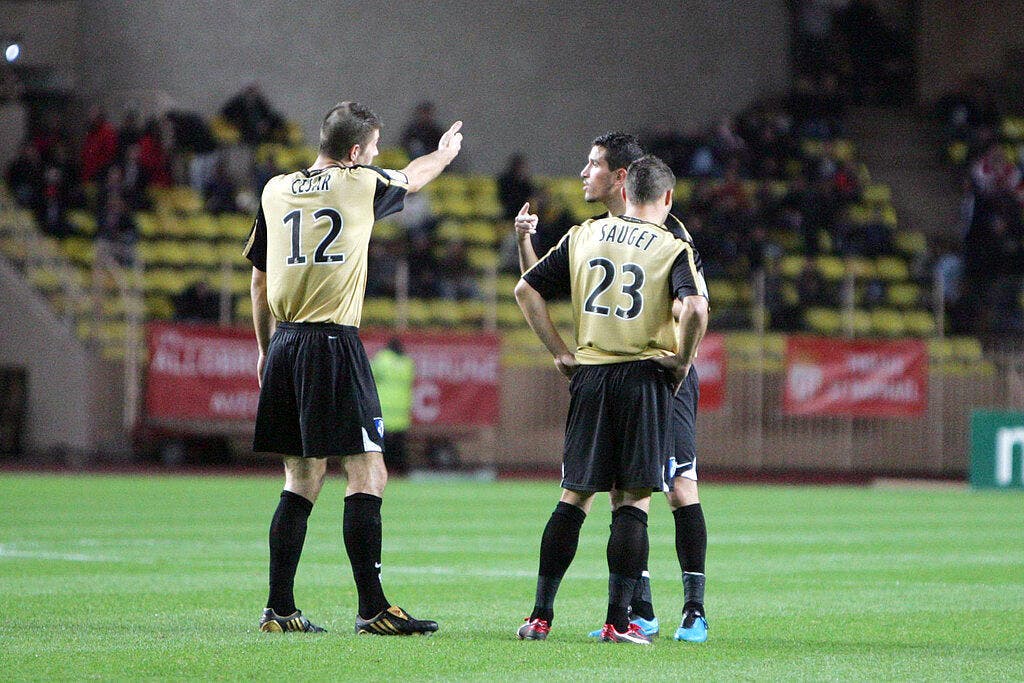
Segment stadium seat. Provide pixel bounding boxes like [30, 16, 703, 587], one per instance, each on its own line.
[466, 247, 499, 271]
[816, 255, 846, 281]
[870, 308, 905, 337]
[844, 256, 876, 280]
[804, 307, 842, 335]
[779, 255, 804, 278]
[875, 256, 909, 281]
[887, 282, 922, 309]
[496, 274, 519, 300]
[361, 297, 396, 325]
[903, 310, 936, 337]
[863, 184, 892, 205]
[849, 308, 873, 336]
[707, 279, 738, 307]
[894, 231, 927, 257]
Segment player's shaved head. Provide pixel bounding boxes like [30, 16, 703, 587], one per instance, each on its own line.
[591, 132, 644, 172]
[319, 101, 381, 160]
[626, 155, 675, 204]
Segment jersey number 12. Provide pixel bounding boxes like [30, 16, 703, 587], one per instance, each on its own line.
[282, 208, 346, 265]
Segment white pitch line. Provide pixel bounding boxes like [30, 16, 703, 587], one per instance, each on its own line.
[0, 545, 123, 563]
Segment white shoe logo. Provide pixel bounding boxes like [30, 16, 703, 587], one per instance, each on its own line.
[374, 562, 382, 569]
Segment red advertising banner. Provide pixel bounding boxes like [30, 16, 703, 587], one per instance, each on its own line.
[144, 323, 502, 427]
[693, 332, 726, 411]
[145, 322, 261, 422]
[362, 329, 501, 426]
[783, 336, 928, 417]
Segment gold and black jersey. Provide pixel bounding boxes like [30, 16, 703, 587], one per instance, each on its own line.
[523, 215, 706, 365]
[243, 164, 408, 326]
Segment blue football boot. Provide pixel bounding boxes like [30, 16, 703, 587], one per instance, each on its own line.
[673, 606, 708, 642]
[589, 615, 659, 638]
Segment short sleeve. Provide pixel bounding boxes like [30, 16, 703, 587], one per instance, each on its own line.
[368, 166, 409, 219]
[522, 232, 571, 300]
[670, 245, 707, 300]
[242, 205, 268, 272]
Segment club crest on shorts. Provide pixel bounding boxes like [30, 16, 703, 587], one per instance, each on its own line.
[373, 417, 385, 438]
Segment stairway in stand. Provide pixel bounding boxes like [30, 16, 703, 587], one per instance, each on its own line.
[846, 105, 959, 239]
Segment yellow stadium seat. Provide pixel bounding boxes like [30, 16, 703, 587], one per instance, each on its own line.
[1002, 117, 1024, 141]
[361, 298, 396, 325]
[844, 256, 876, 280]
[780, 281, 799, 306]
[466, 247, 499, 271]
[780, 255, 804, 278]
[894, 230, 927, 257]
[816, 255, 845, 281]
[373, 220, 401, 241]
[496, 274, 520, 300]
[497, 300, 525, 327]
[135, 212, 161, 237]
[903, 310, 935, 337]
[951, 336, 982, 361]
[804, 307, 842, 335]
[375, 147, 410, 170]
[849, 309, 873, 336]
[67, 210, 97, 235]
[863, 184, 892, 205]
[887, 282, 921, 308]
[947, 141, 968, 164]
[218, 213, 254, 240]
[875, 256, 909, 281]
[707, 280, 737, 307]
[210, 116, 241, 145]
[870, 308, 906, 337]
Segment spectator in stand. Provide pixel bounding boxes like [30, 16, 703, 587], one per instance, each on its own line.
[530, 190, 575, 261]
[203, 156, 239, 214]
[36, 166, 72, 238]
[221, 81, 286, 145]
[365, 239, 399, 298]
[80, 105, 118, 185]
[116, 109, 142, 158]
[119, 143, 150, 210]
[139, 117, 172, 187]
[400, 101, 444, 160]
[970, 143, 1022, 200]
[95, 194, 138, 267]
[173, 281, 221, 322]
[407, 233, 441, 298]
[497, 153, 536, 220]
[796, 257, 829, 307]
[436, 241, 479, 301]
[5, 141, 44, 209]
[393, 191, 438, 241]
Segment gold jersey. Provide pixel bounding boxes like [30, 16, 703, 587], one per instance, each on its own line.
[243, 164, 407, 326]
[523, 215, 705, 365]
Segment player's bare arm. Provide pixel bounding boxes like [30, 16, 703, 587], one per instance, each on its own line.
[654, 294, 709, 393]
[400, 121, 464, 192]
[250, 267, 275, 387]
[513, 278, 578, 378]
[514, 201, 540, 274]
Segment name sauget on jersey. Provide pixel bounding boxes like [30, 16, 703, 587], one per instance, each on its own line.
[597, 221, 659, 251]
[291, 174, 331, 195]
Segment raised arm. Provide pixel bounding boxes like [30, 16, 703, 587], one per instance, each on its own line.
[513, 201, 540, 274]
[400, 121, 463, 193]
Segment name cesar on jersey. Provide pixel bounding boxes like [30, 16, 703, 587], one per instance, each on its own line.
[291, 174, 331, 195]
[597, 222, 659, 251]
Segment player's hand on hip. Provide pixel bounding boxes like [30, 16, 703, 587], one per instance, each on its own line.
[515, 202, 538, 238]
[555, 353, 579, 379]
[438, 121, 463, 161]
[652, 355, 689, 395]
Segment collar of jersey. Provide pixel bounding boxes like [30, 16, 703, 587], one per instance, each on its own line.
[302, 163, 357, 177]
[614, 214, 665, 229]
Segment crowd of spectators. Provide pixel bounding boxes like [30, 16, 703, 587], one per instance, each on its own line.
[934, 79, 1024, 336]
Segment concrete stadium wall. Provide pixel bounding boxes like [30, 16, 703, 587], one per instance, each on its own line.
[0, 257, 99, 454]
[69, 1, 790, 174]
[918, 0, 1024, 102]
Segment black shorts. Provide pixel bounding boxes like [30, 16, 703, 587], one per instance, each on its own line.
[561, 360, 674, 493]
[253, 322, 384, 458]
[664, 365, 699, 490]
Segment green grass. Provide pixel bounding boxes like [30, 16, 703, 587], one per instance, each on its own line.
[1, 474, 1023, 681]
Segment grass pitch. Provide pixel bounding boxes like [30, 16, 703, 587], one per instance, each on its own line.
[1, 473, 1022, 681]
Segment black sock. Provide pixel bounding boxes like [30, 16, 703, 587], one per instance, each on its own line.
[630, 571, 656, 621]
[267, 490, 313, 616]
[344, 493, 390, 619]
[531, 501, 586, 623]
[673, 503, 707, 575]
[606, 506, 648, 631]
